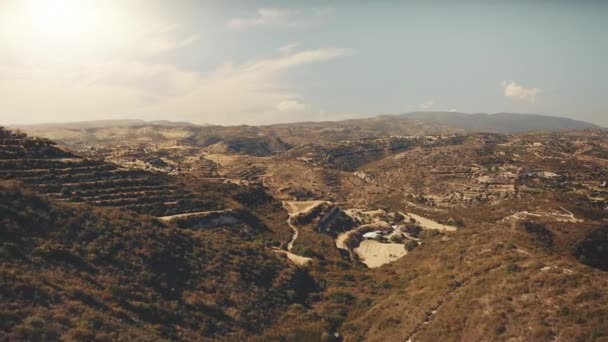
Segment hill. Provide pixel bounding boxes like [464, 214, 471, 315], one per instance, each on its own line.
[0, 182, 318, 340]
[15, 119, 199, 129]
[400, 112, 600, 133]
[0, 127, 296, 244]
[0, 127, 224, 217]
[12, 113, 601, 164]
[206, 136, 293, 157]
[3, 125, 608, 341]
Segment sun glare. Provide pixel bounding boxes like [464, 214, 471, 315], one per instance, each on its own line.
[1, 0, 127, 60]
[26, 0, 92, 37]
[3, 0, 122, 43]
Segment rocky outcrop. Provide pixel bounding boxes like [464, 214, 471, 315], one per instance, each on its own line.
[292, 202, 357, 237]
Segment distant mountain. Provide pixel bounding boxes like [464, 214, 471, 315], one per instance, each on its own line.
[399, 112, 601, 133]
[13, 119, 201, 129]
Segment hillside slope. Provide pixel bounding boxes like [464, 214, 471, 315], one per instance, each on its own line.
[3, 126, 608, 341]
[0, 182, 316, 341]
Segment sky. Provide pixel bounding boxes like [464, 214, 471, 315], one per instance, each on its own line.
[0, 0, 607, 126]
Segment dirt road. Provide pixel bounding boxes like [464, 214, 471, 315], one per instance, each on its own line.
[283, 200, 326, 251]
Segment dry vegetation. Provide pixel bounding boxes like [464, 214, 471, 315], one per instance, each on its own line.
[2, 125, 608, 341]
[0, 182, 317, 341]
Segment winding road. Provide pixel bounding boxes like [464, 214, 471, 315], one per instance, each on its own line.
[283, 200, 326, 251]
[286, 216, 298, 251]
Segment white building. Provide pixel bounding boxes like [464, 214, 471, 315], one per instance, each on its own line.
[362, 231, 384, 239]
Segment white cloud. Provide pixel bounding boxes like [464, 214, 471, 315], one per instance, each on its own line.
[276, 99, 308, 112]
[501, 81, 541, 103]
[0, 47, 350, 125]
[419, 98, 435, 110]
[279, 43, 299, 54]
[0, 2, 348, 126]
[226, 7, 332, 30]
[226, 8, 288, 30]
[448, 108, 457, 112]
[137, 32, 199, 55]
[247, 48, 350, 72]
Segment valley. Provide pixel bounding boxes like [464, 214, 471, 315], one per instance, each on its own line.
[2, 117, 608, 341]
[2, 0, 606, 339]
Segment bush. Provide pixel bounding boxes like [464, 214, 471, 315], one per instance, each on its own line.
[521, 221, 554, 248]
[341, 274, 355, 281]
[505, 263, 519, 273]
[389, 234, 404, 243]
[370, 234, 387, 243]
[12, 316, 60, 341]
[402, 224, 422, 237]
[575, 225, 608, 271]
[65, 327, 95, 340]
[420, 229, 440, 239]
[378, 317, 401, 329]
[324, 306, 348, 330]
[574, 291, 602, 303]
[357, 298, 373, 308]
[328, 291, 356, 304]
[404, 240, 418, 252]
[292, 245, 319, 258]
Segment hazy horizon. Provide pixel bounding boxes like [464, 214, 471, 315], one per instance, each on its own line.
[1, 0, 607, 126]
[6, 111, 605, 129]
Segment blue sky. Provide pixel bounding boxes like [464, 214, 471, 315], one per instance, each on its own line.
[1, 0, 606, 125]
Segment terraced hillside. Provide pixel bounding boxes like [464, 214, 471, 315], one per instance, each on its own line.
[0, 128, 223, 217]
